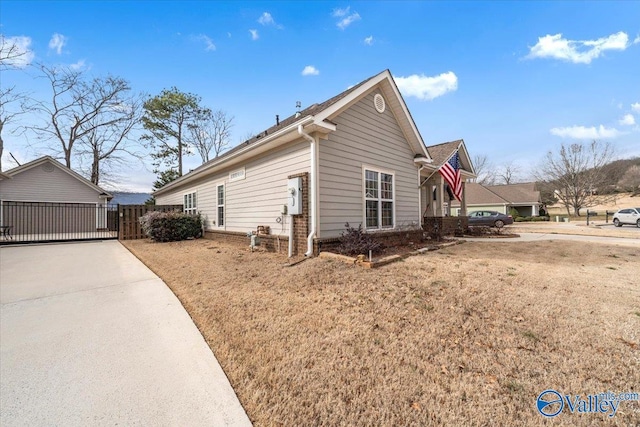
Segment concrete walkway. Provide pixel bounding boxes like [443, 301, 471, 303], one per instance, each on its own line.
[0, 241, 252, 426]
[462, 232, 640, 248]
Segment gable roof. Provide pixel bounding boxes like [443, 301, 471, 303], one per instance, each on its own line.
[456, 182, 508, 205]
[486, 183, 540, 204]
[425, 139, 475, 177]
[155, 69, 432, 196]
[451, 182, 540, 207]
[2, 156, 113, 198]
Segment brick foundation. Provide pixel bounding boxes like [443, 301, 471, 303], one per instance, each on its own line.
[313, 229, 426, 256]
[423, 216, 469, 238]
[203, 229, 290, 254]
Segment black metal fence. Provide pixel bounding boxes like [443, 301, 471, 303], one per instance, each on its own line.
[0, 201, 119, 245]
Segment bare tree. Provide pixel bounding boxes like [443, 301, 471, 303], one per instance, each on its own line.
[0, 86, 31, 170]
[188, 110, 234, 163]
[536, 140, 615, 216]
[472, 154, 495, 185]
[496, 162, 520, 185]
[0, 35, 33, 70]
[77, 96, 144, 185]
[30, 64, 132, 169]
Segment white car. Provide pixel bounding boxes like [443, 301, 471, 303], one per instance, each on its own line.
[612, 207, 640, 228]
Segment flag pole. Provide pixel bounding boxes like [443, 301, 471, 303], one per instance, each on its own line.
[419, 149, 459, 187]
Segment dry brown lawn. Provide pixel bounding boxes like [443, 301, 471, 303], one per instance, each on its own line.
[123, 238, 640, 426]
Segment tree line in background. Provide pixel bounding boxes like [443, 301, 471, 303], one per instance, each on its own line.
[473, 142, 640, 216]
[0, 39, 233, 188]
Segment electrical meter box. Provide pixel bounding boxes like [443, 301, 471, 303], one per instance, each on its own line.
[287, 177, 303, 215]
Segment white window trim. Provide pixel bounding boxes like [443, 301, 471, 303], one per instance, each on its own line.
[184, 191, 197, 215]
[362, 165, 396, 231]
[216, 183, 225, 228]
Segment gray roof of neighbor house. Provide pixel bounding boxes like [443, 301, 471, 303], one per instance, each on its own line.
[451, 182, 540, 207]
[2, 156, 113, 198]
[456, 182, 508, 205]
[486, 183, 540, 204]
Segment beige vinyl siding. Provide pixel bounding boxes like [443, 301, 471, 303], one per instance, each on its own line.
[155, 140, 310, 233]
[319, 91, 419, 238]
[0, 164, 102, 203]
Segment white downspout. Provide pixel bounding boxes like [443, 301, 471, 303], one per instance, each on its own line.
[417, 166, 425, 228]
[298, 125, 316, 257]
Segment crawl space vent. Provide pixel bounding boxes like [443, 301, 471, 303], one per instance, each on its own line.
[374, 93, 386, 113]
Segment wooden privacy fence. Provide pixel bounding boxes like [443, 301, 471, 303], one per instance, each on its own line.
[118, 204, 183, 240]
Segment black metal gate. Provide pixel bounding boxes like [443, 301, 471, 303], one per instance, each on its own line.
[0, 201, 119, 245]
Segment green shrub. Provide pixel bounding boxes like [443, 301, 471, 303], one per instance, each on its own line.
[139, 210, 203, 242]
[532, 216, 549, 222]
[509, 208, 520, 218]
[338, 222, 382, 256]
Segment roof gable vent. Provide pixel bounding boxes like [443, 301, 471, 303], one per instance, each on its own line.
[374, 93, 386, 113]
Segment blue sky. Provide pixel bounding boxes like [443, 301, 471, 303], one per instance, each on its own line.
[2, 1, 639, 191]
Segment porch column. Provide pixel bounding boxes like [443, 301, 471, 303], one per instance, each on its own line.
[435, 175, 444, 217]
[460, 181, 467, 216]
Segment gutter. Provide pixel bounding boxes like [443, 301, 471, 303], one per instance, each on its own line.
[297, 125, 316, 257]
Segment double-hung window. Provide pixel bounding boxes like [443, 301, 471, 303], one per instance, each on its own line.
[184, 192, 197, 215]
[217, 184, 225, 227]
[364, 169, 394, 229]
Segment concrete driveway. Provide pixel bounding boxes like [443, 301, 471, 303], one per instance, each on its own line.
[0, 241, 251, 426]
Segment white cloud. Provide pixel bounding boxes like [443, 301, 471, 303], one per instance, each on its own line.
[550, 125, 623, 139]
[632, 102, 640, 113]
[634, 35, 640, 44]
[69, 59, 86, 70]
[0, 35, 34, 68]
[332, 7, 350, 17]
[195, 34, 216, 51]
[527, 31, 630, 64]
[258, 12, 282, 29]
[333, 6, 360, 30]
[301, 65, 319, 76]
[393, 72, 458, 101]
[49, 33, 67, 54]
[364, 36, 373, 46]
[249, 29, 259, 40]
[619, 114, 636, 126]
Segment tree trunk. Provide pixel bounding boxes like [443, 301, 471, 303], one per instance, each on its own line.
[91, 152, 100, 185]
[64, 147, 72, 168]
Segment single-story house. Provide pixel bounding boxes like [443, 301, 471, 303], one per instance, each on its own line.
[0, 156, 113, 235]
[450, 182, 541, 217]
[154, 70, 476, 256]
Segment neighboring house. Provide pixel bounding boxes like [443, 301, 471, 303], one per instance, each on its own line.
[451, 182, 541, 217]
[0, 156, 113, 234]
[154, 70, 475, 256]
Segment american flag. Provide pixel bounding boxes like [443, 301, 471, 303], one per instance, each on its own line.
[439, 151, 462, 201]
